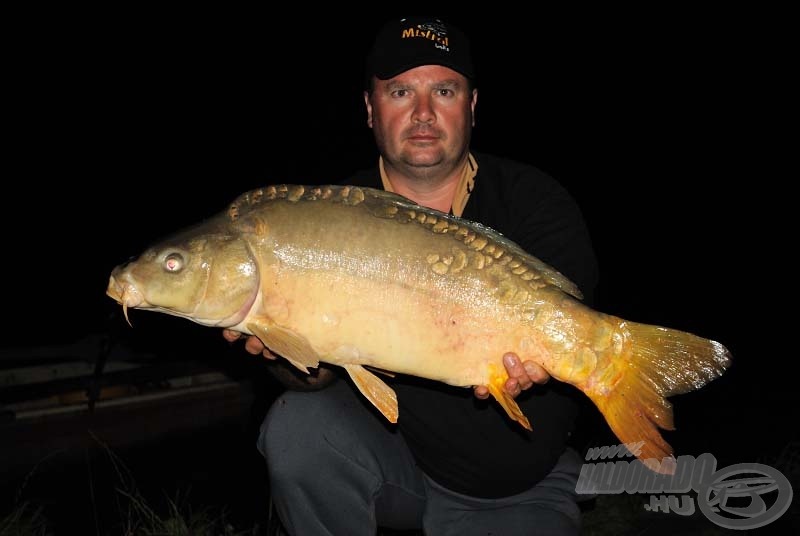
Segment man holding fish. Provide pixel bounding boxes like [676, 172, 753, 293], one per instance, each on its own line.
[225, 16, 599, 535]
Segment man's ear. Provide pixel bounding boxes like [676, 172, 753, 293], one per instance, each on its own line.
[364, 90, 374, 129]
[471, 88, 478, 127]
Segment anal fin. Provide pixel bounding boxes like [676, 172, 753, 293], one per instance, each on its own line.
[486, 363, 532, 431]
[343, 364, 398, 423]
[247, 320, 320, 373]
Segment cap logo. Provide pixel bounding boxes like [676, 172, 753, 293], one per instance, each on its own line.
[401, 21, 450, 52]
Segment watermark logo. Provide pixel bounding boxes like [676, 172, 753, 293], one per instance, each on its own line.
[697, 463, 793, 530]
[576, 445, 793, 530]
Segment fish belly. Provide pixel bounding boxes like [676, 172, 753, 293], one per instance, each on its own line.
[253, 268, 519, 387]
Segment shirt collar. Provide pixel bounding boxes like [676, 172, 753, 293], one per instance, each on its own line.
[378, 153, 478, 217]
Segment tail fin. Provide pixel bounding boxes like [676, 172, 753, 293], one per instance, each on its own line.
[585, 320, 731, 474]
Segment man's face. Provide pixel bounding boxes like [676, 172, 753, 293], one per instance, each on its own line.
[365, 65, 477, 174]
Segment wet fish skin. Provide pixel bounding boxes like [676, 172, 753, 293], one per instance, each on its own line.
[106, 184, 731, 474]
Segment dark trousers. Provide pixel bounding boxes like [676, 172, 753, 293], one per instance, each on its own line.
[259, 379, 582, 536]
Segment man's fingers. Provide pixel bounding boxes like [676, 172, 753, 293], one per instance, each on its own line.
[473, 385, 490, 400]
[225, 329, 277, 360]
[503, 353, 533, 391]
[500, 352, 552, 398]
[504, 377, 522, 396]
[244, 335, 267, 356]
[222, 329, 241, 343]
[523, 361, 550, 385]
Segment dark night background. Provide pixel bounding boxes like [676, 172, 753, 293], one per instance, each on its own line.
[2, 10, 792, 535]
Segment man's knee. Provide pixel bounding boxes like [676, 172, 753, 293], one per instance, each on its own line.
[258, 390, 329, 477]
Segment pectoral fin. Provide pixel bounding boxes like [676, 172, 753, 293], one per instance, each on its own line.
[365, 366, 396, 378]
[247, 320, 320, 373]
[486, 363, 532, 431]
[343, 364, 398, 423]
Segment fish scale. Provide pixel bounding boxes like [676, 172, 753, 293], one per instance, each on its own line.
[229, 184, 581, 298]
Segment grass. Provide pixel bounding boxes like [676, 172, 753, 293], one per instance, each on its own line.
[101, 435, 259, 536]
[115, 488, 253, 536]
[1, 436, 261, 536]
[0, 502, 49, 536]
[2, 492, 255, 536]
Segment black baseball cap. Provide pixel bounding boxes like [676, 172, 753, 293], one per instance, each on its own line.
[365, 17, 476, 84]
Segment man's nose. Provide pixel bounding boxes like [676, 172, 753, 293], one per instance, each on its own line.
[412, 95, 435, 124]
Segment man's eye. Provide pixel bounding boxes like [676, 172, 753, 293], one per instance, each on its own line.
[392, 89, 408, 98]
[437, 89, 454, 97]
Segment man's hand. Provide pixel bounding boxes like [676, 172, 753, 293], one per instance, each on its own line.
[223, 329, 276, 359]
[473, 352, 549, 400]
[223, 329, 336, 390]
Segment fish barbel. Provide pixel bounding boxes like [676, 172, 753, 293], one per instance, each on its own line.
[106, 184, 731, 473]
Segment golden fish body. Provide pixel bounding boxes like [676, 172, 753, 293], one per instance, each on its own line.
[107, 184, 731, 473]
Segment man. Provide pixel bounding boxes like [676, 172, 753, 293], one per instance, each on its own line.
[224, 16, 598, 535]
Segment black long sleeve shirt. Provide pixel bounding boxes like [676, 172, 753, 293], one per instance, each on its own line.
[344, 151, 599, 498]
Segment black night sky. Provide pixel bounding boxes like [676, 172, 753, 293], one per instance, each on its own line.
[3, 11, 791, 534]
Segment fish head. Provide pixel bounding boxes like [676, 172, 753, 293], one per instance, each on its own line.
[106, 220, 259, 328]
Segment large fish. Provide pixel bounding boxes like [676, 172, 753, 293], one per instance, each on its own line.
[106, 184, 731, 473]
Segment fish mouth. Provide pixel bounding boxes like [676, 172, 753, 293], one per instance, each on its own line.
[107, 273, 147, 326]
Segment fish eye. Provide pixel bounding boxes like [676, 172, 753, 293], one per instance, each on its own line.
[163, 252, 184, 272]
